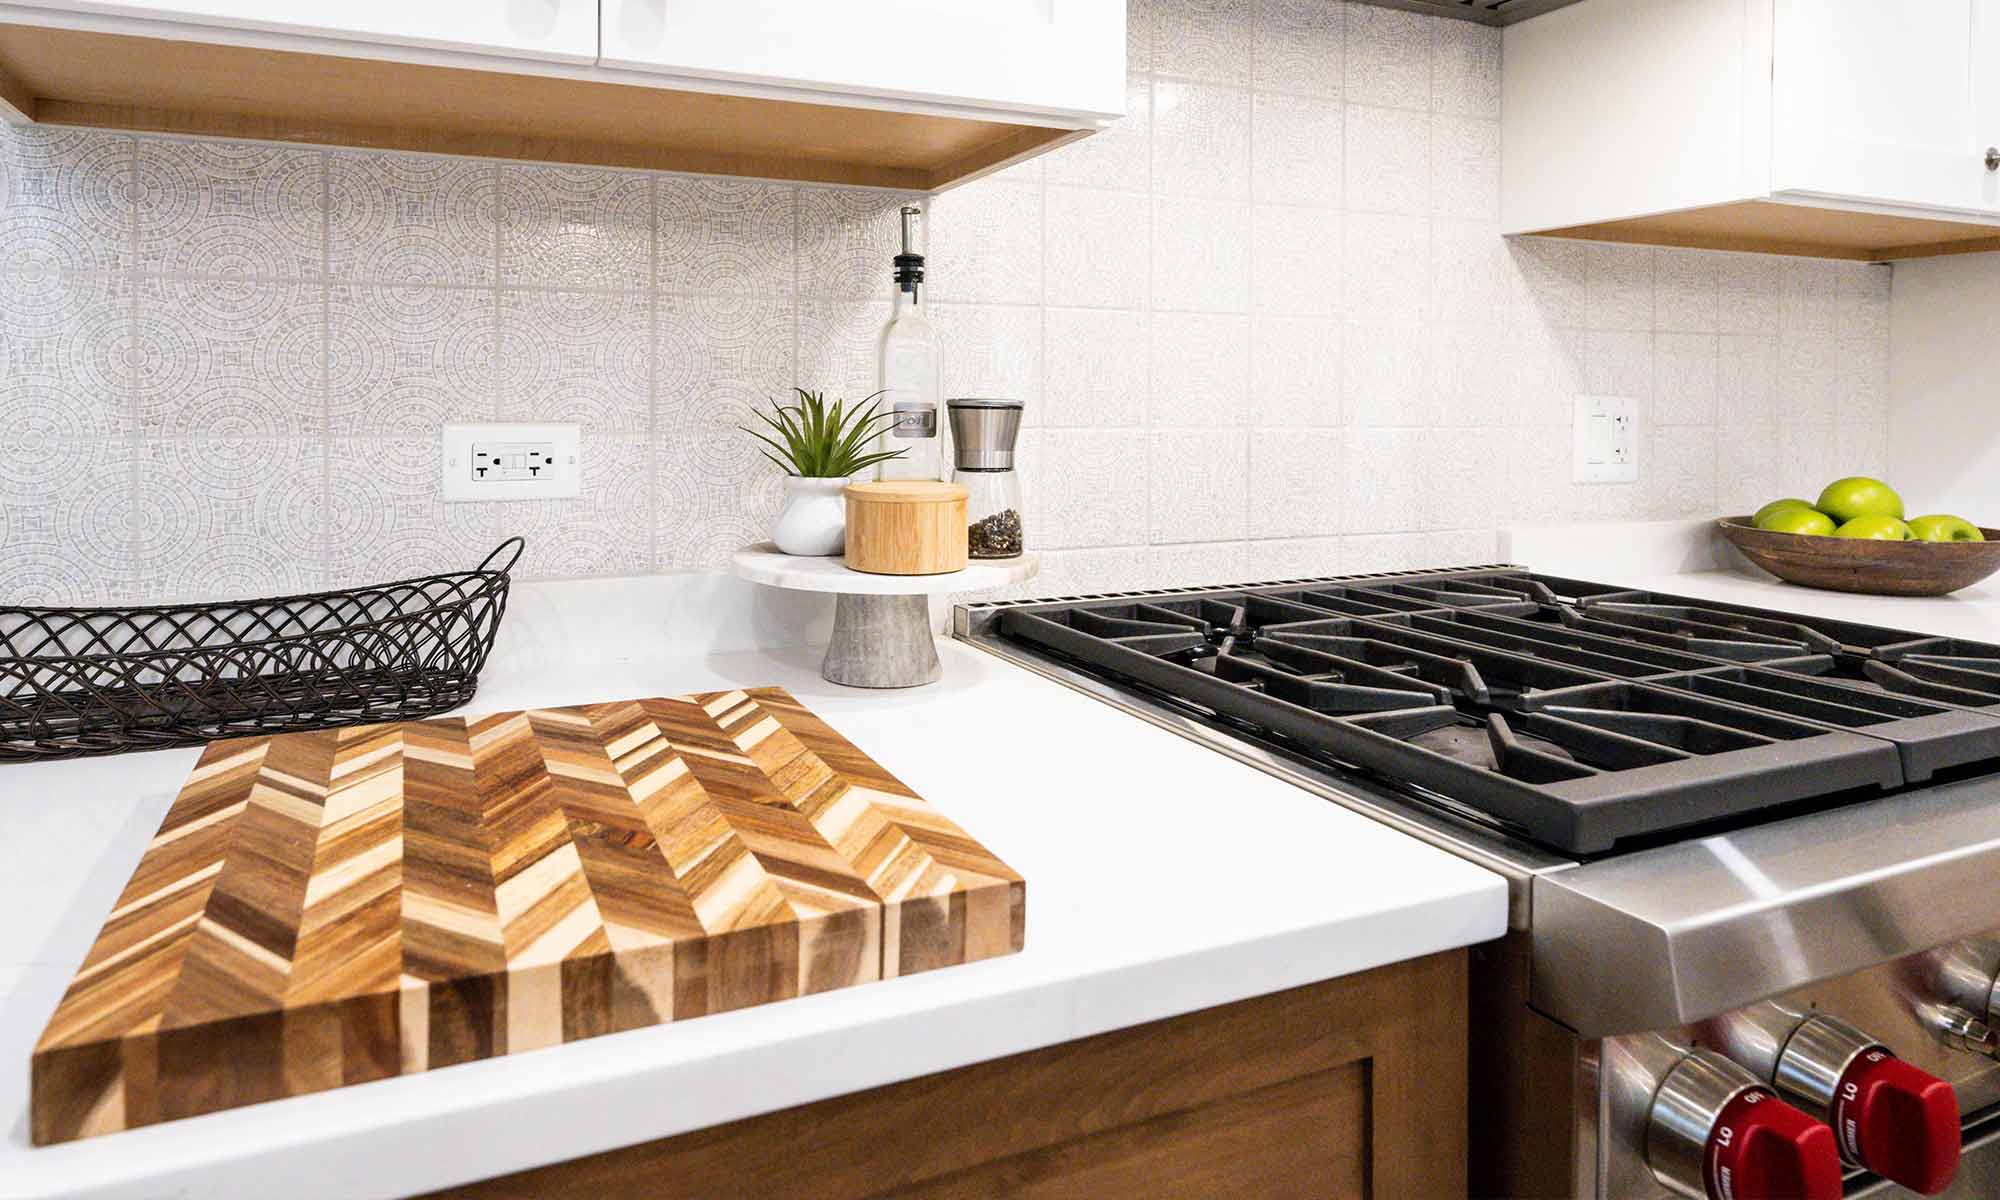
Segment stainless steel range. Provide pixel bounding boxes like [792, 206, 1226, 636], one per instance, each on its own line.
[956, 565, 2000, 1200]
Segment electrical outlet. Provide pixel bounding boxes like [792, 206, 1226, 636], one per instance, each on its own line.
[1571, 395, 1638, 484]
[441, 423, 580, 500]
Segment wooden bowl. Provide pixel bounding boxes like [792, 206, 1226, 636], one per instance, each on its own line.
[1716, 517, 2000, 597]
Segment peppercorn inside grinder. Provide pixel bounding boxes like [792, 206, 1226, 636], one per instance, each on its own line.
[947, 398, 1025, 559]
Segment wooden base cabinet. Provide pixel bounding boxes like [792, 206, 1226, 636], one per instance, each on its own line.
[429, 950, 1469, 1200]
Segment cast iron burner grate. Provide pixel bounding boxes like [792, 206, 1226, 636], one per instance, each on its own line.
[996, 569, 2000, 854]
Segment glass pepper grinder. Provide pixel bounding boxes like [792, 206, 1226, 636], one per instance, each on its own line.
[947, 398, 1025, 559]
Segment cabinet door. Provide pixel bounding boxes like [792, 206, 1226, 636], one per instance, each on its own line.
[1771, 0, 2000, 216]
[3, 1, 598, 64]
[601, 0, 1124, 122]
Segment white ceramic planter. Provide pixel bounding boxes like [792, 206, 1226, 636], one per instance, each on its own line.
[771, 476, 850, 556]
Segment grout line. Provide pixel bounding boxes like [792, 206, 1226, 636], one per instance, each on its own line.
[647, 174, 662, 573]
[317, 148, 332, 588]
[124, 134, 142, 602]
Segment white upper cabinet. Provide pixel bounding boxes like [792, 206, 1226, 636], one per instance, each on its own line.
[1503, 0, 2000, 259]
[600, 0, 1125, 121]
[1771, 0, 2000, 216]
[0, 1, 600, 63]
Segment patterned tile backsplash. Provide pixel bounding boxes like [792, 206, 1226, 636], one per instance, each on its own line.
[0, 0, 1892, 606]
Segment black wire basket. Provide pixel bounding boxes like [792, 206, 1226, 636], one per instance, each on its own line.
[0, 538, 525, 761]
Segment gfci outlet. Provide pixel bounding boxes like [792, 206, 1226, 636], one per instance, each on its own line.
[441, 423, 581, 501]
[1571, 395, 1638, 484]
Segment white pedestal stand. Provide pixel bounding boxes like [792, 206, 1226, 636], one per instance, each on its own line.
[730, 543, 1040, 688]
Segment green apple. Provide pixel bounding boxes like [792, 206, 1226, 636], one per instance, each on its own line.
[1759, 507, 1836, 536]
[1753, 498, 1817, 527]
[1833, 515, 1912, 540]
[1817, 476, 1905, 524]
[1907, 514, 1986, 543]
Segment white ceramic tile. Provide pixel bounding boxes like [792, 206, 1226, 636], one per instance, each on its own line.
[1344, 105, 1430, 215]
[1716, 252, 1781, 334]
[0, 126, 132, 276]
[656, 176, 795, 297]
[1430, 17, 1500, 117]
[1583, 328, 1652, 401]
[1341, 212, 1427, 322]
[1253, 0, 1342, 97]
[1343, 2, 1430, 111]
[1836, 263, 1892, 341]
[0, 437, 132, 605]
[1640, 425, 1716, 518]
[1046, 308, 1149, 428]
[0, 269, 130, 440]
[499, 165, 650, 290]
[1428, 115, 1497, 220]
[1046, 186, 1151, 309]
[1152, 195, 1252, 312]
[1251, 204, 1340, 316]
[659, 293, 795, 484]
[135, 277, 322, 439]
[1340, 320, 1429, 427]
[1495, 324, 1583, 427]
[327, 284, 496, 435]
[797, 188, 925, 299]
[327, 153, 496, 286]
[493, 434, 652, 579]
[1425, 323, 1505, 425]
[1508, 236, 1586, 329]
[499, 288, 651, 433]
[1152, 82, 1252, 200]
[1778, 257, 1840, 337]
[930, 302, 1042, 408]
[1431, 219, 1510, 320]
[326, 436, 496, 585]
[927, 177, 1043, 303]
[1251, 92, 1342, 204]
[1776, 335, 1840, 425]
[1046, 78, 1152, 190]
[138, 140, 323, 279]
[1250, 316, 1340, 427]
[1716, 334, 1779, 428]
[1246, 535, 1346, 580]
[1774, 421, 1840, 498]
[796, 296, 892, 400]
[1654, 249, 1719, 333]
[1420, 427, 1501, 530]
[1039, 430, 1150, 548]
[1717, 423, 1781, 515]
[1150, 311, 1249, 425]
[1126, 0, 1154, 74]
[1838, 335, 1890, 423]
[1149, 429, 1248, 541]
[1150, 0, 1253, 83]
[1341, 427, 1424, 532]
[132, 437, 323, 601]
[1653, 332, 1718, 426]
[1584, 242, 1652, 331]
[1835, 420, 1891, 477]
[1249, 427, 1340, 537]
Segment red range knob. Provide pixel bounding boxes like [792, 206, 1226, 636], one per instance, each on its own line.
[1704, 1088, 1843, 1200]
[1832, 1049, 1961, 1194]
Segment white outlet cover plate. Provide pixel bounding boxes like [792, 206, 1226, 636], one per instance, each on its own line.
[441, 423, 581, 500]
[1571, 394, 1638, 484]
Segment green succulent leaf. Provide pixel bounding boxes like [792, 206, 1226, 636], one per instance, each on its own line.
[739, 387, 911, 478]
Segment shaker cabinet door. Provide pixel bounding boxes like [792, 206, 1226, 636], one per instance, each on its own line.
[600, 0, 1125, 121]
[0, 1, 599, 64]
[1771, 0, 2000, 216]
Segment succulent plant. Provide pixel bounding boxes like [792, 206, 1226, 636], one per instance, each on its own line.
[741, 388, 908, 479]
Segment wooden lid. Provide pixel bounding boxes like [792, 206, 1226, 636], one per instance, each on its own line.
[844, 481, 968, 503]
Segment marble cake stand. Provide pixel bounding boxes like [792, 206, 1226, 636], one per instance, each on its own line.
[731, 543, 1039, 688]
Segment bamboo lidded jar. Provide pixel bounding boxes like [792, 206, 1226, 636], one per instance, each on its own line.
[842, 481, 969, 575]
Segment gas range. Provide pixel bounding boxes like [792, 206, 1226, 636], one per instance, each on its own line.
[956, 565, 2000, 1199]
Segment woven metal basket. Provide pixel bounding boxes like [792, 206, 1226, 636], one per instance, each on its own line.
[0, 538, 524, 761]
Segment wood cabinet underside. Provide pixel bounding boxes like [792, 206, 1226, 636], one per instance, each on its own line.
[0, 24, 1080, 190]
[427, 950, 1470, 1200]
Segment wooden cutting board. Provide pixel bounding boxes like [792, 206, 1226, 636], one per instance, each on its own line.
[31, 687, 1025, 1145]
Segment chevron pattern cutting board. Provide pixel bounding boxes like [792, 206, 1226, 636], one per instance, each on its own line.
[30, 687, 1025, 1145]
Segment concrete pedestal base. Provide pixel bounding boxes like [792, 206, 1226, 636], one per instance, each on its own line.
[823, 593, 939, 688]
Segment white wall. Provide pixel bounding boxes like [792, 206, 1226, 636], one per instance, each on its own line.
[1889, 252, 2000, 520]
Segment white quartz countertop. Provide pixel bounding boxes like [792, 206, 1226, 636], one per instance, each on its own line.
[0, 626, 1506, 1199]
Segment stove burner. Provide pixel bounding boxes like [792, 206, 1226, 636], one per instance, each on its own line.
[996, 569, 2000, 854]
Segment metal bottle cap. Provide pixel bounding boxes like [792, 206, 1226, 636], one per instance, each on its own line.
[948, 398, 1023, 470]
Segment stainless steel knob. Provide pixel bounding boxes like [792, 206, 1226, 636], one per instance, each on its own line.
[1986, 146, 1999, 171]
